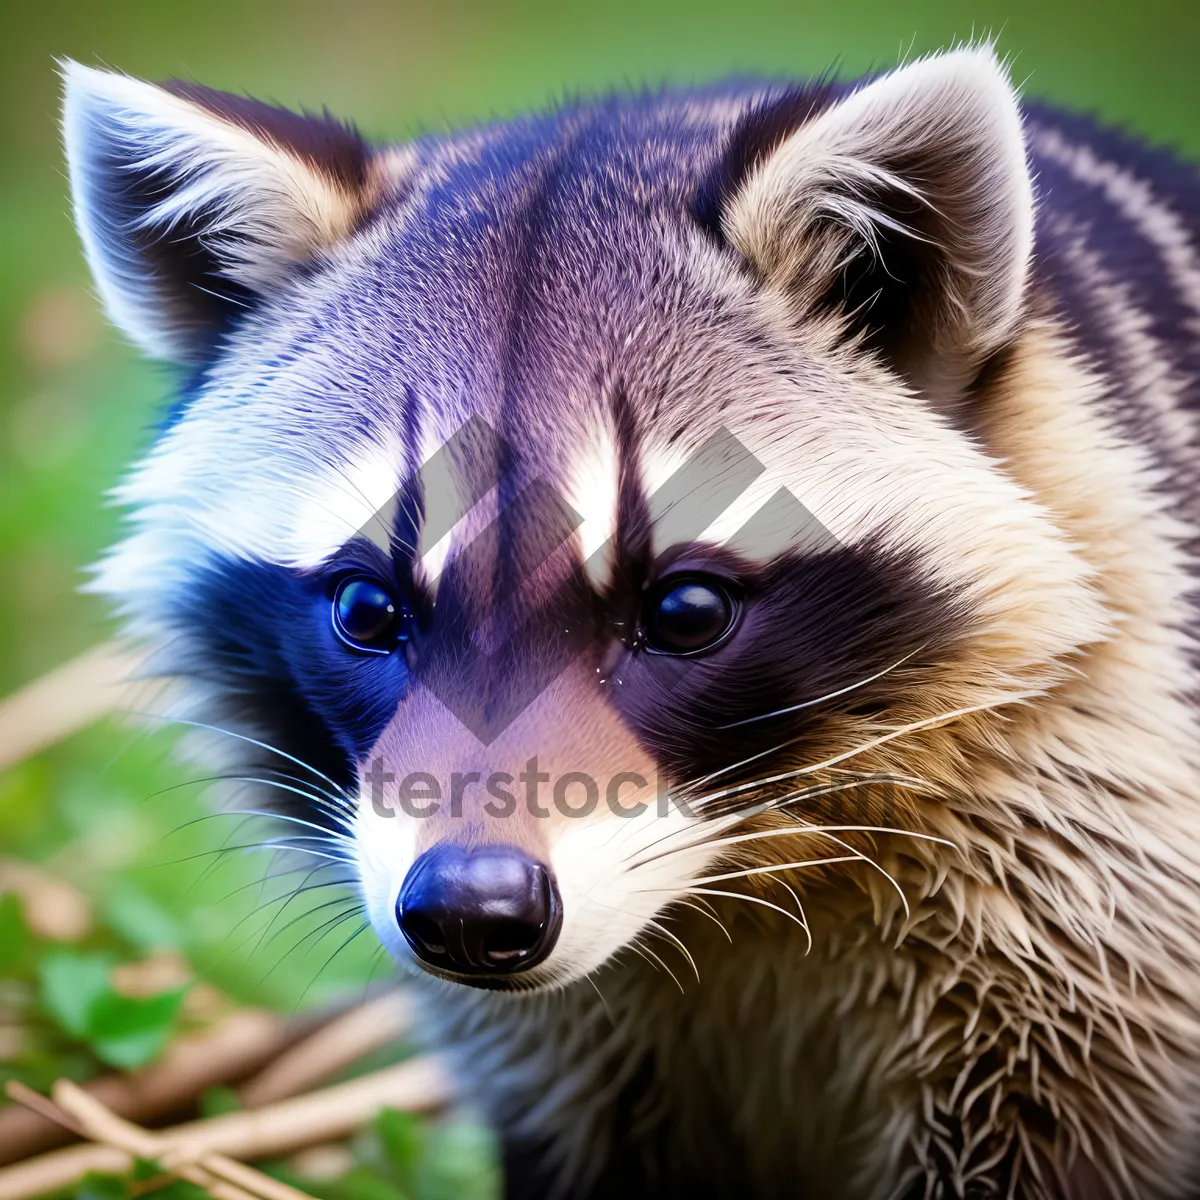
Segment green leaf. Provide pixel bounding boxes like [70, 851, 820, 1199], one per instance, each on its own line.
[376, 1107, 423, 1178]
[37, 950, 111, 1038]
[87, 987, 188, 1070]
[333, 1167, 407, 1200]
[0, 892, 28, 972]
[141, 1181, 210, 1200]
[416, 1117, 501, 1200]
[74, 1172, 131, 1200]
[130, 1156, 164, 1181]
[103, 886, 181, 953]
[199, 1084, 241, 1118]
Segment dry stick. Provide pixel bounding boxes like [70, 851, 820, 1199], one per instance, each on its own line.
[0, 1009, 298, 1166]
[53, 1082, 313, 1200]
[0, 859, 91, 942]
[5, 1082, 257, 1200]
[0, 1086, 83, 1138]
[238, 991, 414, 1107]
[0, 641, 152, 772]
[0, 1057, 451, 1200]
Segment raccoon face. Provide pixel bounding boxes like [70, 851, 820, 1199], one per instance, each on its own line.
[65, 48, 1108, 991]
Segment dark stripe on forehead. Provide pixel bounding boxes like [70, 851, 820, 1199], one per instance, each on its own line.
[389, 413, 502, 558]
[611, 382, 652, 576]
[691, 78, 841, 244]
[612, 419, 771, 587]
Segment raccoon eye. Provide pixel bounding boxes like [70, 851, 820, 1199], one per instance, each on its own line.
[643, 577, 736, 655]
[332, 577, 407, 655]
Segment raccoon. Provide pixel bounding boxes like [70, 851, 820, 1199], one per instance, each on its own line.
[61, 44, 1200, 1199]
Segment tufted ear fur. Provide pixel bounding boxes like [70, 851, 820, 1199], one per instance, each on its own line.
[61, 60, 391, 362]
[723, 47, 1034, 397]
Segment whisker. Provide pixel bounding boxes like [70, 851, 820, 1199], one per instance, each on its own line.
[256, 893, 363, 957]
[253, 903, 365, 994]
[213, 879, 359, 963]
[211, 806, 355, 846]
[211, 860, 347, 906]
[202, 876, 359, 975]
[224, 775, 357, 825]
[632, 938, 684, 994]
[717, 648, 923, 730]
[694, 855, 863, 886]
[686, 823, 956, 858]
[769, 876, 812, 954]
[663, 821, 960, 923]
[294, 920, 373, 1015]
[164, 802, 354, 848]
[682, 732, 804, 798]
[688, 694, 1039, 813]
[142, 769, 354, 827]
[628, 777, 929, 870]
[152, 840, 354, 869]
[643, 917, 701, 984]
[614, 768, 900, 865]
[177, 806, 260, 897]
[357, 943, 393, 1006]
[246, 867, 361, 953]
[668, 887, 811, 935]
[682, 653, 930, 801]
[671, 898, 733, 943]
[622, 941, 665, 979]
[126, 712, 351, 801]
[812, 829, 911, 919]
[585, 974, 616, 1024]
[615, 804, 750, 866]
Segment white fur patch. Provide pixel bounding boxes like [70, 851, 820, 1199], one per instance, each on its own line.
[549, 799, 723, 982]
[61, 60, 368, 362]
[564, 419, 621, 589]
[284, 435, 409, 562]
[102, 421, 407, 574]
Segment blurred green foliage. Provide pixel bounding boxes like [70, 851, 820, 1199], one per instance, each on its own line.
[0, 1, 1195, 1196]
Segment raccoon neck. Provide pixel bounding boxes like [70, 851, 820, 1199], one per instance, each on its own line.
[976, 317, 1200, 810]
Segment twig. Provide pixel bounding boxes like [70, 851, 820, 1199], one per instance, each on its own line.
[0, 1056, 450, 1200]
[0, 1009, 301, 1165]
[0, 1086, 83, 1138]
[238, 992, 413, 1106]
[6, 1082, 257, 1200]
[0, 860, 90, 942]
[53, 1082, 312, 1200]
[0, 641, 153, 772]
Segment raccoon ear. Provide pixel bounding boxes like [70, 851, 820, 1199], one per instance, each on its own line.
[723, 47, 1034, 397]
[61, 60, 388, 362]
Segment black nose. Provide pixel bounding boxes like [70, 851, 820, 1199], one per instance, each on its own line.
[396, 844, 562, 977]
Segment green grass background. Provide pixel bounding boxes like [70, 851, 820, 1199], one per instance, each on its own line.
[0, 0, 1196, 1193]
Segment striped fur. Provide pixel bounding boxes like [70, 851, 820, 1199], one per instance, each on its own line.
[63, 46, 1200, 1199]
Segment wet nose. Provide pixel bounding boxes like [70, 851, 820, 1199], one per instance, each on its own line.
[396, 844, 562, 977]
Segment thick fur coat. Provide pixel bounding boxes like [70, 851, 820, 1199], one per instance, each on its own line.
[62, 46, 1200, 1198]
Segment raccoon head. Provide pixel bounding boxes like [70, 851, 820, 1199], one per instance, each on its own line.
[64, 47, 1107, 992]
